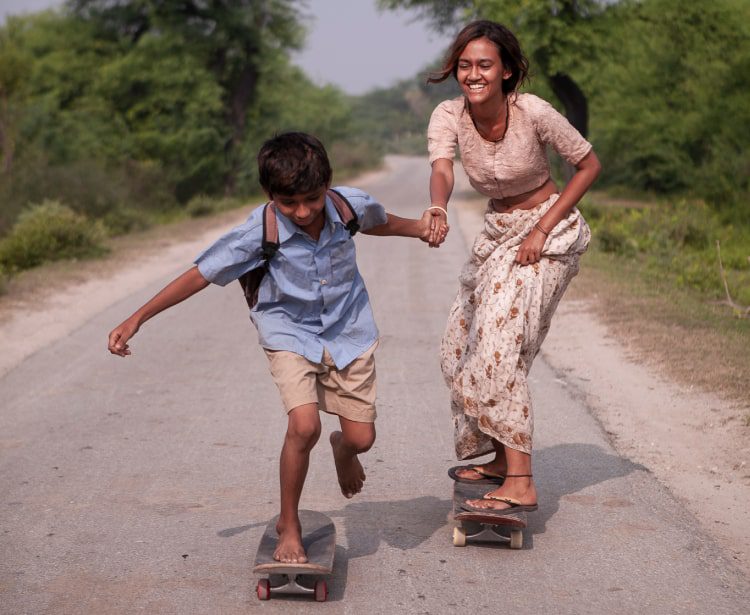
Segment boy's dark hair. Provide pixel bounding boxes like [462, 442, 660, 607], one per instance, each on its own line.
[257, 132, 332, 196]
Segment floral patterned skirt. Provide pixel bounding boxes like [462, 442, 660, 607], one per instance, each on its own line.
[440, 195, 590, 459]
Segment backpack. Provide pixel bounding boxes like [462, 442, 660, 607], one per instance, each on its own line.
[238, 189, 360, 309]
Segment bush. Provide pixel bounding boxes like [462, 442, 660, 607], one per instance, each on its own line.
[0, 200, 108, 271]
[328, 140, 383, 178]
[102, 204, 154, 236]
[186, 194, 245, 218]
[0, 153, 176, 238]
[589, 196, 750, 306]
[0, 265, 8, 295]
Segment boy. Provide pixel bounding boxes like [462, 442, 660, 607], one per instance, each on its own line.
[107, 132, 447, 564]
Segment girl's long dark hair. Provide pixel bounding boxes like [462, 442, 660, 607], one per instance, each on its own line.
[429, 20, 529, 95]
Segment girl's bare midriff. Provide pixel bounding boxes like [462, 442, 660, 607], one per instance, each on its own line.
[489, 177, 558, 213]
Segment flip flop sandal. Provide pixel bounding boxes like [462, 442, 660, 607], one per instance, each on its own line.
[459, 496, 539, 514]
[478, 494, 538, 513]
[448, 464, 505, 485]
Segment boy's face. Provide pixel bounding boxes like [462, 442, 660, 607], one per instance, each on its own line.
[272, 185, 328, 232]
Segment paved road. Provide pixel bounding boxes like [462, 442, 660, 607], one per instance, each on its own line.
[1, 157, 748, 614]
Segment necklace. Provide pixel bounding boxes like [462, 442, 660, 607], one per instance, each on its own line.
[467, 97, 510, 142]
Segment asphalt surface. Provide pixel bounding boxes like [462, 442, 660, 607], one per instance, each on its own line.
[1, 157, 748, 614]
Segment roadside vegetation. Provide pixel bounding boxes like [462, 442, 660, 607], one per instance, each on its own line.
[0, 0, 378, 282]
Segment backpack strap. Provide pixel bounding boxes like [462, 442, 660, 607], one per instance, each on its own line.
[327, 188, 360, 236]
[261, 202, 280, 262]
[237, 202, 278, 308]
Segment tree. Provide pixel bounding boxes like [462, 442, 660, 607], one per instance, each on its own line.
[0, 19, 32, 174]
[66, 0, 305, 194]
[586, 0, 750, 205]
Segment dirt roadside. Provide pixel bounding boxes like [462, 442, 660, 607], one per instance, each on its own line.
[1, 159, 748, 578]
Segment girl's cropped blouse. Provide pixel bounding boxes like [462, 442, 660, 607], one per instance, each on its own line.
[427, 93, 592, 200]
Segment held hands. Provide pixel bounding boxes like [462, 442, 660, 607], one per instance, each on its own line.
[419, 208, 449, 248]
[108, 317, 140, 357]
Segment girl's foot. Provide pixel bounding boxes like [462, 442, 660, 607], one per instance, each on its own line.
[274, 520, 307, 563]
[465, 475, 537, 512]
[330, 431, 366, 498]
[453, 463, 506, 482]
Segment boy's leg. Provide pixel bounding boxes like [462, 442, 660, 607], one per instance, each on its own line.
[330, 418, 376, 498]
[276, 403, 321, 563]
[317, 343, 378, 499]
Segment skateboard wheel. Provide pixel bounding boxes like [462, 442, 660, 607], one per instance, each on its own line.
[452, 526, 467, 547]
[314, 579, 328, 602]
[509, 529, 523, 550]
[257, 578, 270, 600]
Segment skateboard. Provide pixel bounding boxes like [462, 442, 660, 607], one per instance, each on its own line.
[452, 480, 527, 549]
[253, 509, 336, 602]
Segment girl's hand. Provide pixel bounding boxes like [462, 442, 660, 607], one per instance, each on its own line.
[515, 227, 547, 265]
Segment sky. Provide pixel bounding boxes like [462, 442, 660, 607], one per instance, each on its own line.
[0, 0, 449, 96]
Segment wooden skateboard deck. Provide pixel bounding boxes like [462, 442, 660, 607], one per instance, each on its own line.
[253, 510, 336, 601]
[452, 480, 527, 549]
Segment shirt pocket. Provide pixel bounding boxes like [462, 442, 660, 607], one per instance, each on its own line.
[329, 237, 357, 284]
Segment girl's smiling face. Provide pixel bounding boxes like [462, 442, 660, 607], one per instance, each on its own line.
[456, 37, 511, 104]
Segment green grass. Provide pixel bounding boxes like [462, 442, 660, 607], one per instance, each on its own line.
[584, 197, 750, 307]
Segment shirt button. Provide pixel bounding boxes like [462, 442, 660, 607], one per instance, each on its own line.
[321, 279, 328, 285]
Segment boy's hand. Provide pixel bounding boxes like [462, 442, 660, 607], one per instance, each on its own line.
[420, 209, 449, 248]
[108, 317, 140, 357]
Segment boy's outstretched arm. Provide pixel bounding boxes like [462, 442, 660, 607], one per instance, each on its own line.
[107, 265, 209, 357]
[362, 210, 448, 245]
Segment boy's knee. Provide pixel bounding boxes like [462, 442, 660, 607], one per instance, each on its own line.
[287, 405, 322, 448]
[344, 426, 376, 453]
[354, 437, 375, 454]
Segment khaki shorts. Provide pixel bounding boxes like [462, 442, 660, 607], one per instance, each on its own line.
[264, 342, 378, 422]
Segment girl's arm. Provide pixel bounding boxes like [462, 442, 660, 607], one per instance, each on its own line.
[430, 158, 454, 208]
[515, 150, 602, 266]
[107, 265, 210, 356]
[426, 158, 454, 246]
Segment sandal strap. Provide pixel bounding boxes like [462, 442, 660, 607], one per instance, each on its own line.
[483, 495, 521, 504]
[475, 466, 505, 479]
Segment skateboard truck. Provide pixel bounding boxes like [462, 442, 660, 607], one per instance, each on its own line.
[256, 573, 328, 602]
[452, 480, 528, 549]
[453, 522, 523, 549]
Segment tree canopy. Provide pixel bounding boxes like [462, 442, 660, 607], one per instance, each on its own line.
[0, 2, 365, 236]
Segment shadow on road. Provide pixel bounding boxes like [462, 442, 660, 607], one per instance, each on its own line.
[531, 442, 649, 538]
[323, 495, 449, 557]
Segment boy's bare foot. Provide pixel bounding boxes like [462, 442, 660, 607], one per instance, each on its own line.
[274, 520, 307, 563]
[330, 431, 366, 498]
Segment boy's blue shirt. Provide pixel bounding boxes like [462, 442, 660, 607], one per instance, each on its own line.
[194, 186, 387, 369]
